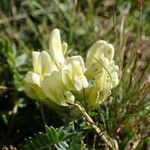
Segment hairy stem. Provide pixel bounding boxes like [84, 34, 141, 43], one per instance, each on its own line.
[72, 103, 119, 150]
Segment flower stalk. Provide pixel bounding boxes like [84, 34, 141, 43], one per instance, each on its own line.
[70, 103, 119, 150]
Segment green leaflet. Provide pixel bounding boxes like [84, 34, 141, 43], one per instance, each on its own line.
[19, 125, 85, 150]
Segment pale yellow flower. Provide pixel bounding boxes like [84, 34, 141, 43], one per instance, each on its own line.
[25, 29, 75, 105]
[24, 29, 119, 109]
[41, 71, 74, 106]
[32, 51, 57, 78]
[83, 40, 119, 108]
[62, 56, 88, 91]
[24, 71, 46, 100]
[24, 50, 54, 100]
[48, 28, 65, 68]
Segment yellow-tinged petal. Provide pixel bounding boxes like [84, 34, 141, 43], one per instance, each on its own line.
[40, 51, 54, 77]
[86, 40, 114, 68]
[24, 83, 46, 100]
[62, 56, 88, 91]
[25, 71, 41, 86]
[41, 72, 63, 103]
[49, 28, 64, 66]
[85, 61, 103, 80]
[24, 83, 40, 100]
[73, 85, 100, 108]
[67, 56, 86, 73]
[95, 60, 119, 90]
[62, 64, 73, 89]
[24, 72, 46, 100]
[83, 84, 111, 108]
[32, 51, 41, 74]
[42, 71, 74, 105]
[85, 57, 109, 80]
[86, 88, 100, 108]
[74, 75, 88, 91]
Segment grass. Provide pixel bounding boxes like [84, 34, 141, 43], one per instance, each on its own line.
[0, 0, 150, 149]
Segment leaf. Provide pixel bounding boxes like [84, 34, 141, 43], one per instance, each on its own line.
[19, 125, 85, 150]
[45, 125, 58, 143]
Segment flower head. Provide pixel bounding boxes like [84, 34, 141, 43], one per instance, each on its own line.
[24, 29, 119, 109]
[84, 40, 119, 108]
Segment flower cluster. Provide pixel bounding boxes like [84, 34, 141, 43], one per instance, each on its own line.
[25, 28, 119, 108]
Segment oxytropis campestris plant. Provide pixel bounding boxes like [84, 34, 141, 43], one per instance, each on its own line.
[25, 28, 119, 109]
[24, 28, 120, 150]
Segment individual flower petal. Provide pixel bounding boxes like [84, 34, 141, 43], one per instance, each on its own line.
[49, 28, 64, 67]
[62, 56, 88, 91]
[25, 71, 41, 86]
[32, 51, 41, 74]
[74, 75, 89, 91]
[83, 84, 111, 108]
[32, 51, 58, 78]
[67, 56, 86, 72]
[24, 83, 41, 100]
[40, 51, 57, 77]
[42, 71, 74, 105]
[85, 87, 100, 108]
[24, 83, 46, 100]
[105, 61, 119, 89]
[62, 63, 73, 89]
[86, 40, 114, 68]
[24, 71, 46, 100]
[85, 57, 109, 80]
[92, 60, 119, 91]
[73, 85, 100, 108]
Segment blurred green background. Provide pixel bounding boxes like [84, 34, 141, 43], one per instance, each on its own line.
[0, 0, 150, 149]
